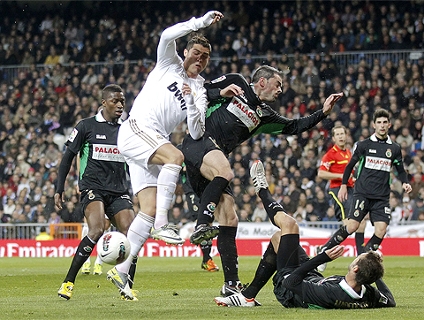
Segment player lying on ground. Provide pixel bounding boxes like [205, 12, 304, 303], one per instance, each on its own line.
[214, 160, 396, 309]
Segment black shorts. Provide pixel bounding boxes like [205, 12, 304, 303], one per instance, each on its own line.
[80, 189, 133, 220]
[348, 194, 390, 225]
[273, 269, 322, 308]
[181, 133, 232, 198]
[328, 187, 353, 221]
[273, 234, 323, 308]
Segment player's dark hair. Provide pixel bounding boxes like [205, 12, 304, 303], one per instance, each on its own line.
[355, 251, 384, 285]
[186, 34, 211, 52]
[252, 65, 283, 84]
[102, 84, 123, 100]
[372, 109, 390, 123]
[331, 125, 347, 136]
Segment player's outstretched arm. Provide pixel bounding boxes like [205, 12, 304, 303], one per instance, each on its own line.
[156, 11, 223, 65]
[324, 245, 345, 260]
[203, 11, 224, 26]
[322, 92, 343, 115]
[219, 84, 244, 98]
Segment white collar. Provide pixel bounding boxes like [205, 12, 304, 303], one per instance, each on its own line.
[370, 133, 392, 144]
[339, 278, 366, 299]
[95, 109, 122, 124]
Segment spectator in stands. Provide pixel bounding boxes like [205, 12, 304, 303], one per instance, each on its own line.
[251, 199, 267, 222]
[407, 156, 424, 176]
[35, 226, 54, 240]
[322, 206, 340, 229]
[411, 194, 424, 221]
[59, 200, 83, 223]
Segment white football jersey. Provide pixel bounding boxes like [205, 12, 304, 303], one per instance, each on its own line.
[129, 17, 208, 140]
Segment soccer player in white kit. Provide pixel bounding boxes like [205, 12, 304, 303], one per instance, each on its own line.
[107, 11, 223, 300]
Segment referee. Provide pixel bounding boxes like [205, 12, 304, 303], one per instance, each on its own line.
[317, 125, 366, 263]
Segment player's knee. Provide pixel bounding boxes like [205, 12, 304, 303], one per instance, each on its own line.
[275, 212, 298, 232]
[346, 220, 360, 234]
[214, 165, 233, 181]
[88, 227, 105, 242]
[223, 169, 234, 181]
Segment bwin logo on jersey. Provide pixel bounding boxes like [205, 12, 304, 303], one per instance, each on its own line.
[167, 82, 186, 110]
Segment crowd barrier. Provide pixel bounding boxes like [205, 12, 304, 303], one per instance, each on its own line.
[1, 221, 423, 257]
[1, 220, 423, 240]
[0, 223, 82, 240]
[0, 50, 422, 85]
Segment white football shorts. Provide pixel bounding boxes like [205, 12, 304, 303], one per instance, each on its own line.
[117, 118, 170, 194]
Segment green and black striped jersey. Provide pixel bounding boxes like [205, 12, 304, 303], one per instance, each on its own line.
[66, 111, 129, 195]
[205, 73, 327, 155]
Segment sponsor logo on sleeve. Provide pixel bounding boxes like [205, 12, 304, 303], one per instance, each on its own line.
[320, 161, 331, 170]
[211, 76, 226, 83]
[68, 128, 78, 142]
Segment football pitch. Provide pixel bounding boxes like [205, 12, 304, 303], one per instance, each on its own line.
[1, 256, 423, 320]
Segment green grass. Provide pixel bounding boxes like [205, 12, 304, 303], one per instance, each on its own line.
[0, 256, 423, 320]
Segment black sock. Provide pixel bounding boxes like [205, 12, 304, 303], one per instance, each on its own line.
[258, 189, 285, 227]
[321, 225, 351, 250]
[217, 226, 239, 284]
[64, 236, 96, 283]
[364, 234, 383, 252]
[243, 241, 277, 299]
[355, 232, 365, 255]
[128, 257, 138, 289]
[201, 240, 212, 263]
[196, 177, 229, 226]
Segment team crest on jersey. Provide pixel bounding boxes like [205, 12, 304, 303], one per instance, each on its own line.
[211, 76, 226, 83]
[88, 190, 95, 200]
[353, 210, 360, 217]
[156, 135, 163, 140]
[68, 128, 78, 142]
[256, 106, 263, 117]
[385, 149, 392, 158]
[207, 203, 216, 213]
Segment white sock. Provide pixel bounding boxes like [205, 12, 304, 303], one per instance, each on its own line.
[95, 254, 102, 265]
[82, 223, 89, 238]
[116, 212, 154, 274]
[154, 164, 181, 229]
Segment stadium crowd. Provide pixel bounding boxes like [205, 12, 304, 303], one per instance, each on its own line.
[0, 1, 424, 239]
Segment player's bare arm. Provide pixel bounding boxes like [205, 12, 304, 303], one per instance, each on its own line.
[403, 183, 412, 194]
[182, 83, 192, 96]
[324, 245, 345, 260]
[219, 84, 244, 98]
[322, 92, 343, 115]
[54, 193, 63, 210]
[209, 11, 224, 24]
[338, 184, 348, 202]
